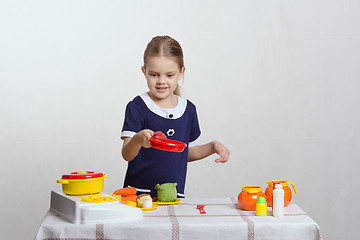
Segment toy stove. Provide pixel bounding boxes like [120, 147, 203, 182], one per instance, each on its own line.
[51, 171, 142, 224]
[50, 191, 143, 224]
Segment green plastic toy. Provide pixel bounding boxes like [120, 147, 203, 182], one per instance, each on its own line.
[155, 183, 178, 202]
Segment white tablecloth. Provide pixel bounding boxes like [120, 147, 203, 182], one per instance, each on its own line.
[35, 198, 322, 240]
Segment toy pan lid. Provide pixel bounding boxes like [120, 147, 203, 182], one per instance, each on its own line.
[61, 171, 104, 179]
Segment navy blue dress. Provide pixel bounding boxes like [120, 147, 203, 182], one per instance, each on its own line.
[121, 93, 201, 198]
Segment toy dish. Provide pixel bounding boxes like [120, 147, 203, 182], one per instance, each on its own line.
[139, 203, 158, 211]
[155, 199, 181, 205]
[149, 139, 187, 152]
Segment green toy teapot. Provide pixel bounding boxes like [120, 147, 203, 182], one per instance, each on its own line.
[155, 183, 178, 202]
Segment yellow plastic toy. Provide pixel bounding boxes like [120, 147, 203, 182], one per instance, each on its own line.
[57, 171, 107, 195]
[255, 197, 268, 216]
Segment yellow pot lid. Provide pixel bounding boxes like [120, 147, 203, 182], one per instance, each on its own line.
[82, 195, 116, 203]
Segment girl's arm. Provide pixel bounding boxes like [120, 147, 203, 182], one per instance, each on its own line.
[188, 141, 230, 163]
[122, 129, 154, 162]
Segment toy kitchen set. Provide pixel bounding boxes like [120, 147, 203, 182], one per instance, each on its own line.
[50, 170, 185, 224]
[51, 170, 299, 225]
[51, 171, 145, 224]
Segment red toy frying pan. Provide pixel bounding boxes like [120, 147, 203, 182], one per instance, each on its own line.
[149, 132, 187, 152]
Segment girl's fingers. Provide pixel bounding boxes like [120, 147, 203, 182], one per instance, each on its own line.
[214, 149, 230, 163]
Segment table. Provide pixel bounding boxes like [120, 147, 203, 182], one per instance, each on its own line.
[35, 197, 322, 240]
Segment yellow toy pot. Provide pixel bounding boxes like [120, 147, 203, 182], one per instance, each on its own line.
[57, 171, 107, 195]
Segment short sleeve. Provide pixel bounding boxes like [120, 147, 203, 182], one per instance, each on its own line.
[189, 104, 201, 148]
[121, 100, 145, 139]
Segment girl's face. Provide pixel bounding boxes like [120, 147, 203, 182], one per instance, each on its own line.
[142, 56, 184, 105]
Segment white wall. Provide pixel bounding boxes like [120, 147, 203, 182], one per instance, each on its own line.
[1, 1, 359, 239]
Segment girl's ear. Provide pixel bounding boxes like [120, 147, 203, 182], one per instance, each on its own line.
[141, 66, 146, 76]
[179, 67, 185, 79]
[181, 67, 185, 74]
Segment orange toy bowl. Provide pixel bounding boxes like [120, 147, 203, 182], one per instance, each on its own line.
[238, 186, 266, 211]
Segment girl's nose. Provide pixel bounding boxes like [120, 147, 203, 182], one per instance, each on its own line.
[157, 76, 166, 84]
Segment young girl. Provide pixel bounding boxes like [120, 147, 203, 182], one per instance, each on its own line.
[121, 36, 230, 198]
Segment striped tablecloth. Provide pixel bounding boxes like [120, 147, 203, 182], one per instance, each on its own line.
[35, 197, 322, 240]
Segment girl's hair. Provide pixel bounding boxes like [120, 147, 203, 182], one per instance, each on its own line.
[143, 36, 184, 96]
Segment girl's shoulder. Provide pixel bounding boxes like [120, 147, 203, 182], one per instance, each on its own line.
[124, 95, 147, 115]
[127, 95, 146, 107]
[183, 97, 197, 111]
[185, 98, 196, 107]
[130, 95, 144, 103]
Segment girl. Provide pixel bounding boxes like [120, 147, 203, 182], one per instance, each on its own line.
[121, 36, 230, 198]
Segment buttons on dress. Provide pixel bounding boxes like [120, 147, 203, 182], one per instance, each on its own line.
[168, 114, 173, 118]
[167, 129, 175, 136]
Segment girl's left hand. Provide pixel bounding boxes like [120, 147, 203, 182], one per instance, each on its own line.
[213, 141, 230, 163]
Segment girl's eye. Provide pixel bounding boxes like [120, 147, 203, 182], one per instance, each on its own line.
[167, 75, 173, 78]
[150, 74, 157, 77]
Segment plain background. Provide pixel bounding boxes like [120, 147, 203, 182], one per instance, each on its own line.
[1, 0, 359, 239]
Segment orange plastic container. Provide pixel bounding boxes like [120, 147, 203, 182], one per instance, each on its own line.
[265, 180, 298, 207]
[238, 186, 266, 211]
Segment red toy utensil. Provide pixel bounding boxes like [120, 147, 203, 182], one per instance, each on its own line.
[197, 205, 206, 214]
[149, 131, 187, 152]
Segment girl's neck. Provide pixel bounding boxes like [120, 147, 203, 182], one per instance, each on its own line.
[147, 92, 178, 109]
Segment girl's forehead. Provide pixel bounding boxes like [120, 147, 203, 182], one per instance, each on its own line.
[146, 56, 179, 70]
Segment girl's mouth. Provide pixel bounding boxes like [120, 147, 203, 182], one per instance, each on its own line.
[156, 87, 168, 93]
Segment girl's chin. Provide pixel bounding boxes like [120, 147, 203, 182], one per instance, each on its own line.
[149, 91, 169, 99]
[149, 91, 176, 101]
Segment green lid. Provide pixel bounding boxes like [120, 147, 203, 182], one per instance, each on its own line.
[257, 197, 266, 204]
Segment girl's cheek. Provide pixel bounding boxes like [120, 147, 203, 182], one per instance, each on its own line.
[148, 76, 157, 81]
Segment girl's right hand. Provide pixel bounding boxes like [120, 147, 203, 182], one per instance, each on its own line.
[134, 129, 154, 148]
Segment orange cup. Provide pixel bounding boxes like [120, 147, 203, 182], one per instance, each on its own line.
[265, 180, 298, 207]
[238, 186, 266, 211]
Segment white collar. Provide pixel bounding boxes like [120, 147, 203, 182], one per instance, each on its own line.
[140, 93, 187, 119]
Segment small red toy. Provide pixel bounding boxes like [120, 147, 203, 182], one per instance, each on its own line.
[197, 205, 206, 214]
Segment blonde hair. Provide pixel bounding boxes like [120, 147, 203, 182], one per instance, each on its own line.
[143, 36, 184, 96]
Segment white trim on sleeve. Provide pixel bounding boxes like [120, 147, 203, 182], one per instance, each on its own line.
[188, 135, 201, 148]
[177, 193, 185, 198]
[121, 130, 136, 139]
